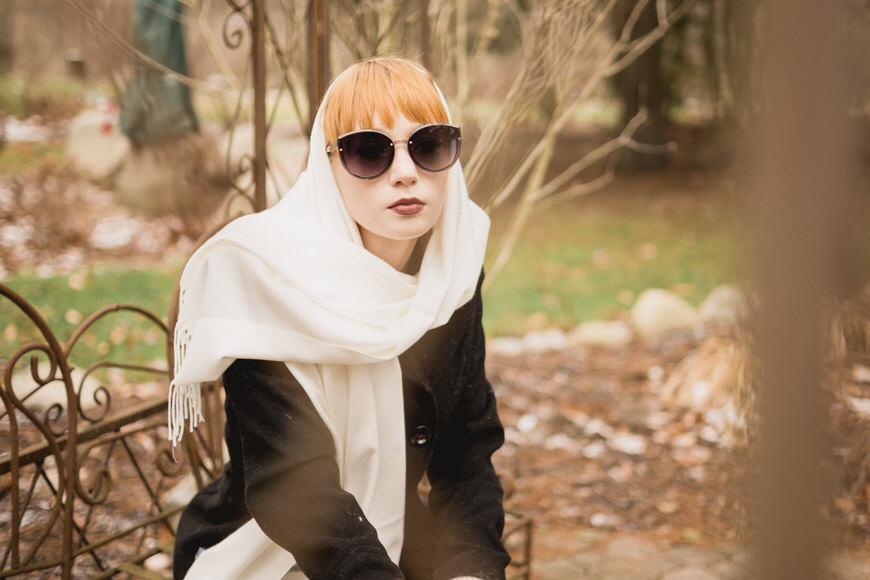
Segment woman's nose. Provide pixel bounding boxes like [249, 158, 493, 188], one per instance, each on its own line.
[389, 144, 418, 186]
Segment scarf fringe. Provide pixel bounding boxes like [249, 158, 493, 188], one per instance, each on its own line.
[168, 288, 204, 454]
[168, 380, 204, 449]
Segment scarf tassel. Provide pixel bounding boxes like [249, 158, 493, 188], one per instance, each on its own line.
[168, 289, 205, 456]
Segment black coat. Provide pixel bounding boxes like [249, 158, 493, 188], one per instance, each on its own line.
[173, 275, 510, 580]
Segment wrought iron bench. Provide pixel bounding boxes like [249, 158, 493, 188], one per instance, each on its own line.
[0, 283, 531, 579]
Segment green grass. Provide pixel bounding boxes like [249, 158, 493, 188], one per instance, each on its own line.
[482, 180, 744, 336]
[1, 262, 183, 373]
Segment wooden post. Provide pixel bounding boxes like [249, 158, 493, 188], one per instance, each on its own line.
[307, 0, 330, 136]
[750, 1, 858, 578]
[252, 0, 267, 212]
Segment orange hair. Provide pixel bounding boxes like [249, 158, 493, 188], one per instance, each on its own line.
[322, 57, 449, 145]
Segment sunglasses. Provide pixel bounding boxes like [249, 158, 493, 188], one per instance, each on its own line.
[326, 123, 461, 180]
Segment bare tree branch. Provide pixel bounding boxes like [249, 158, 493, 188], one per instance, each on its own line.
[474, 0, 695, 286]
[466, 0, 612, 195]
[374, 2, 413, 52]
[603, 0, 695, 77]
[485, 127, 557, 286]
[63, 0, 234, 101]
[192, 1, 242, 94]
[476, 0, 694, 212]
[264, 11, 307, 134]
[536, 163, 617, 210]
[531, 109, 674, 203]
[617, 0, 653, 45]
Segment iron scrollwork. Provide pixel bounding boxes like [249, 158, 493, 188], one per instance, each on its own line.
[0, 284, 188, 578]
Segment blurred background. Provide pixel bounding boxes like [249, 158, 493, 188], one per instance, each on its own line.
[1, 0, 869, 578]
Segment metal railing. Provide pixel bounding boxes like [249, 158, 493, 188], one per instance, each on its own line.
[0, 283, 225, 579]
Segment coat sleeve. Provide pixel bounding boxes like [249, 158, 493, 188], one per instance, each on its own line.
[425, 283, 511, 580]
[222, 359, 404, 580]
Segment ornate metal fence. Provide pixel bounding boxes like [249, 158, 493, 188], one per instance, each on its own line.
[0, 283, 225, 579]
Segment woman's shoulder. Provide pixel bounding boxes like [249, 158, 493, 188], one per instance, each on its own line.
[437, 268, 484, 333]
[400, 269, 484, 369]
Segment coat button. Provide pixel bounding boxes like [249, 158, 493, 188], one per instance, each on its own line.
[410, 425, 431, 446]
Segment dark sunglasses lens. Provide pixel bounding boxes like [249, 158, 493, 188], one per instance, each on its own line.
[340, 131, 393, 179]
[409, 125, 460, 172]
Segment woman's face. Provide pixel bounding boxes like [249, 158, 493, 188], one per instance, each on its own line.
[330, 112, 449, 254]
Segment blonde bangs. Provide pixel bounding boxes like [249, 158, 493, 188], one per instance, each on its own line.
[323, 58, 449, 145]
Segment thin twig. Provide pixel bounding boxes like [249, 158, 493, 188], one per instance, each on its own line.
[603, 0, 696, 76]
[536, 161, 617, 210]
[193, 1, 241, 94]
[532, 109, 650, 201]
[264, 12, 307, 135]
[62, 0, 234, 101]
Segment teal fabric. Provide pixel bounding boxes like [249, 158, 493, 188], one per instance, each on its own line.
[121, 0, 199, 146]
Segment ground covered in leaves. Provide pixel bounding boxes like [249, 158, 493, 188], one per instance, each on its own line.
[487, 337, 870, 565]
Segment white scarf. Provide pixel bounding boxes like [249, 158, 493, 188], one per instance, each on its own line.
[169, 92, 489, 579]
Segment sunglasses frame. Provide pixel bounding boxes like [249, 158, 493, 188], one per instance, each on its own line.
[326, 123, 461, 180]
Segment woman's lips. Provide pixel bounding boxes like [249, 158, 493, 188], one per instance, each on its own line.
[389, 197, 424, 216]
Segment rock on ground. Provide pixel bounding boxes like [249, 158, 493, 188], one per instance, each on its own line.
[698, 285, 747, 327]
[66, 109, 131, 182]
[570, 320, 633, 349]
[630, 288, 700, 340]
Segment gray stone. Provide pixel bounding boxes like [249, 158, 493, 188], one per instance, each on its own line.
[709, 558, 753, 580]
[572, 527, 610, 549]
[698, 285, 747, 327]
[528, 539, 775, 580]
[487, 336, 526, 356]
[595, 560, 654, 580]
[522, 329, 571, 353]
[603, 536, 660, 560]
[571, 320, 632, 348]
[825, 553, 870, 579]
[630, 289, 700, 340]
[534, 554, 598, 579]
[662, 545, 728, 569]
[487, 330, 571, 356]
[660, 568, 720, 580]
[641, 555, 684, 578]
[66, 109, 131, 182]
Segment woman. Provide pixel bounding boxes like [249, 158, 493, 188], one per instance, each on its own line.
[169, 57, 509, 580]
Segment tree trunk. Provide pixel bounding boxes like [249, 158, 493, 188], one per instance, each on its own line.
[613, 0, 667, 172]
[0, 0, 14, 74]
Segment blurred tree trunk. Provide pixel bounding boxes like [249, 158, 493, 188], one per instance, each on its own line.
[307, 0, 330, 133]
[613, 0, 667, 172]
[0, 0, 13, 74]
